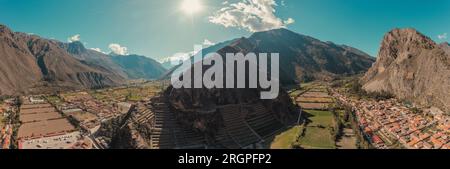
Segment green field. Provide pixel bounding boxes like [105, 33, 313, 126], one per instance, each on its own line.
[0, 118, 4, 129]
[298, 127, 335, 149]
[46, 96, 62, 105]
[289, 90, 303, 97]
[126, 94, 143, 102]
[270, 126, 303, 149]
[297, 110, 336, 149]
[305, 110, 334, 126]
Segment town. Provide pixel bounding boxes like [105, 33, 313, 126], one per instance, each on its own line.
[1, 79, 449, 149]
[0, 81, 164, 149]
[332, 89, 450, 149]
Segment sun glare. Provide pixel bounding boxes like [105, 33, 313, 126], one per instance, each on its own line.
[181, 0, 203, 15]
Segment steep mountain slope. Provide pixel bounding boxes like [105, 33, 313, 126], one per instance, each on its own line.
[165, 42, 299, 148]
[59, 41, 129, 78]
[243, 28, 375, 83]
[162, 29, 375, 84]
[362, 28, 450, 112]
[440, 42, 450, 56]
[0, 24, 124, 95]
[60, 41, 166, 80]
[110, 54, 167, 80]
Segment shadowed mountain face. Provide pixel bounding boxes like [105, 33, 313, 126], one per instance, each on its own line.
[242, 28, 375, 83]
[163, 29, 375, 84]
[0, 24, 124, 95]
[362, 29, 450, 113]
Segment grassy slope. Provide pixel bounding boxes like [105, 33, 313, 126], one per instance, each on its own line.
[270, 126, 303, 149]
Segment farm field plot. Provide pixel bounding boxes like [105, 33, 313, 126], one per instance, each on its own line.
[67, 111, 97, 122]
[20, 111, 62, 123]
[18, 118, 75, 139]
[46, 96, 63, 106]
[90, 83, 162, 102]
[298, 102, 330, 110]
[298, 127, 335, 149]
[295, 83, 333, 110]
[297, 110, 336, 149]
[305, 110, 335, 127]
[301, 92, 331, 98]
[297, 97, 334, 103]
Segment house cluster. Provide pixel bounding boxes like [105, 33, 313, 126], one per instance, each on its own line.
[57, 92, 134, 149]
[332, 91, 449, 149]
[60, 92, 132, 122]
[0, 99, 16, 149]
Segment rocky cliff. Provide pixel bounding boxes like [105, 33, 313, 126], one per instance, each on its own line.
[362, 28, 450, 113]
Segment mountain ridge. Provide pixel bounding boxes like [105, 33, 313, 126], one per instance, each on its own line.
[0, 24, 167, 95]
[231, 28, 376, 83]
[362, 28, 450, 112]
[0, 24, 126, 95]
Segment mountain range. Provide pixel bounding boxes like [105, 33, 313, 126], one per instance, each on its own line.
[163, 28, 376, 85]
[0, 24, 166, 95]
[243, 28, 376, 83]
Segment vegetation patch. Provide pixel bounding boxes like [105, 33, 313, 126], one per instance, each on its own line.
[270, 125, 303, 149]
[294, 110, 336, 149]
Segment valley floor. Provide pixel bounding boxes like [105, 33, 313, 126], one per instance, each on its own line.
[272, 82, 358, 149]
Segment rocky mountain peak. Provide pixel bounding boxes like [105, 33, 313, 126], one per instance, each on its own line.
[363, 28, 450, 113]
[372, 29, 437, 71]
[381, 28, 436, 55]
[66, 41, 87, 55]
[0, 24, 13, 36]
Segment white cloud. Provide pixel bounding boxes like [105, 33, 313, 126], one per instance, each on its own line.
[68, 34, 81, 42]
[108, 43, 129, 55]
[280, 0, 286, 6]
[163, 51, 196, 64]
[162, 39, 215, 65]
[438, 33, 447, 40]
[208, 0, 294, 32]
[203, 39, 216, 47]
[284, 18, 295, 25]
[89, 48, 107, 54]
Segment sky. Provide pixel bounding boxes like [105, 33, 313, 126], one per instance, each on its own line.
[0, 0, 449, 62]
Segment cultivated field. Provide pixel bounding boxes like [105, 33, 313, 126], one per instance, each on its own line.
[90, 82, 163, 103]
[297, 110, 336, 149]
[296, 97, 334, 103]
[18, 118, 75, 139]
[20, 111, 62, 123]
[67, 111, 97, 122]
[298, 102, 331, 110]
[296, 83, 333, 110]
[20, 104, 53, 110]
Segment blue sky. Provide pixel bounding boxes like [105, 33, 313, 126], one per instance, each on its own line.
[0, 0, 448, 61]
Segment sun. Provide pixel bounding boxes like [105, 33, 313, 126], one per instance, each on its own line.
[180, 0, 203, 15]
